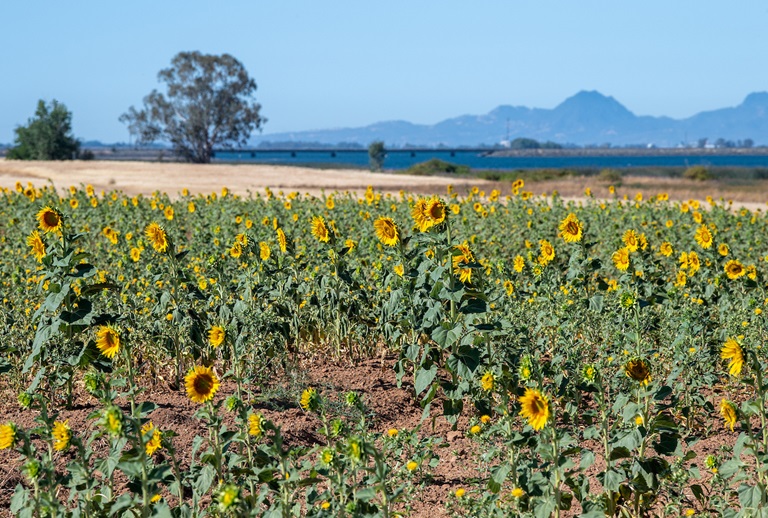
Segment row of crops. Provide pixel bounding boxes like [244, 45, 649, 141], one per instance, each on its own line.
[1, 180, 767, 516]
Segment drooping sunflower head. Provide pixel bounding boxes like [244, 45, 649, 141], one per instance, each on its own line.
[452, 242, 475, 283]
[144, 222, 169, 253]
[624, 358, 652, 385]
[36, 206, 63, 233]
[411, 198, 430, 232]
[0, 422, 17, 450]
[374, 217, 399, 246]
[52, 420, 71, 451]
[248, 413, 264, 438]
[141, 421, 162, 456]
[311, 216, 330, 243]
[724, 260, 746, 280]
[721, 338, 744, 376]
[300, 387, 320, 412]
[720, 399, 738, 432]
[26, 230, 46, 262]
[276, 228, 287, 253]
[518, 388, 550, 431]
[558, 213, 583, 243]
[96, 325, 121, 359]
[208, 326, 226, 348]
[185, 365, 220, 404]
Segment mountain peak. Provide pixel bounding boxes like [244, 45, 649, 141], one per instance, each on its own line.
[742, 91, 768, 107]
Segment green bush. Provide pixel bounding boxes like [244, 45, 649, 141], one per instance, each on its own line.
[683, 165, 712, 181]
[7, 100, 80, 160]
[406, 159, 470, 176]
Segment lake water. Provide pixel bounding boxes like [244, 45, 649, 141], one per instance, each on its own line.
[212, 149, 768, 170]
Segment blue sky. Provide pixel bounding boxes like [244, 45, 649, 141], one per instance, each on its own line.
[1, 1, 766, 143]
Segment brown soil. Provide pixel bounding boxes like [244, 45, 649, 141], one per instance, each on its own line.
[0, 357, 738, 517]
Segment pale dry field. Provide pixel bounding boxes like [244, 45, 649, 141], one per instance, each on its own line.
[2, 159, 768, 211]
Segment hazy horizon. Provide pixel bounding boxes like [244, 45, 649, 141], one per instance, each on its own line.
[1, 1, 767, 144]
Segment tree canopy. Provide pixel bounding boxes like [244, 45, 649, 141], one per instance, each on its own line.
[7, 100, 80, 160]
[120, 51, 265, 163]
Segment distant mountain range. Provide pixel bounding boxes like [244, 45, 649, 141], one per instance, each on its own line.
[252, 91, 768, 148]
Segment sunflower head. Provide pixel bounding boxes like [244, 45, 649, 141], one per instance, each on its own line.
[518, 388, 550, 431]
[259, 241, 271, 261]
[300, 387, 320, 412]
[311, 216, 331, 243]
[538, 240, 555, 265]
[185, 365, 220, 404]
[694, 225, 713, 249]
[26, 230, 46, 262]
[36, 206, 63, 233]
[559, 213, 583, 243]
[276, 228, 288, 253]
[724, 260, 745, 280]
[52, 420, 72, 451]
[721, 338, 744, 376]
[374, 217, 399, 246]
[624, 358, 652, 385]
[96, 325, 121, 359]
[480, 371, 495, 392]
[0, 422, 18, 450]
[720, 399, 738, 432]
[145, 222, 169, 253]
[141, 421, 162, 456]
[248, 413, 264, 438]
[612, 247, 630, 271]
[208, 326, 226, 348]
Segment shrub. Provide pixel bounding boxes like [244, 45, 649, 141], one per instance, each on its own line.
[406, 159, 470, 176]
[683, 165, 712, 181]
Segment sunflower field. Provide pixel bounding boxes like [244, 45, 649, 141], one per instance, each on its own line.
[1, 179, 768, 517]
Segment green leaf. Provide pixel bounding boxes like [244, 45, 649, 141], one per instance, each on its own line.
[414, 364, 437, 396]
[601, 469, 625, 491]
[589, 295, 604, 312]
[737, 483, 764, 510]
[194, 464, 216, 495]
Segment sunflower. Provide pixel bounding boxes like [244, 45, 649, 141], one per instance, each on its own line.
[130, 247, 142, 262]
[141, 421, 162, 456]
[248, 413, 264, 438]
[720, 400, 738, 432]
[144, 223, 169, 253]
[164, 206, 174, 221]
[452, 242, 475, 284]
[724, 260, 746, 280]
[374, 217, 399, 246]
[52, 420, 71, 451]
[229, 241, 243, 259]
[102, 406, 122, 437]
[659, 242, 673, 257]
[687, 251, 700, 275]
[718, 243, 729, 257]
[26, 231, 46, 262]
[326, 197, 335, 210]
[185, 365, 220, 403]
[480, 371, 495, 392]
[276, 228, 287, 253]
[344, 239, 356, 253]
[36, 206, 63, 233]
[513, 255, 525, 273]
[254, 241, 268, 261]
[694, 225, 713, 249]
[96, 325, 121, 359]
[503, 280, 514, 296]
[0, 423, 17, 450]
[70, 198, 79, 209]
[411, 198, 430, 232]
[518, 388, 550, 431]
[558, 213, 583, 243]
[612, 247, 630, 271]
[624, 358, 652, 385]
[394, 264, 404, 277]
[538, 240, 555, 266]
[721, 338, 744, 376]
[300, 387, 320, 412]
[311, 216, 330, 243]
[622, 230, 639, 252]
[208, 326, 225, 348]
[235, 233, 248, 246]
[426, 197, 447, 226]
